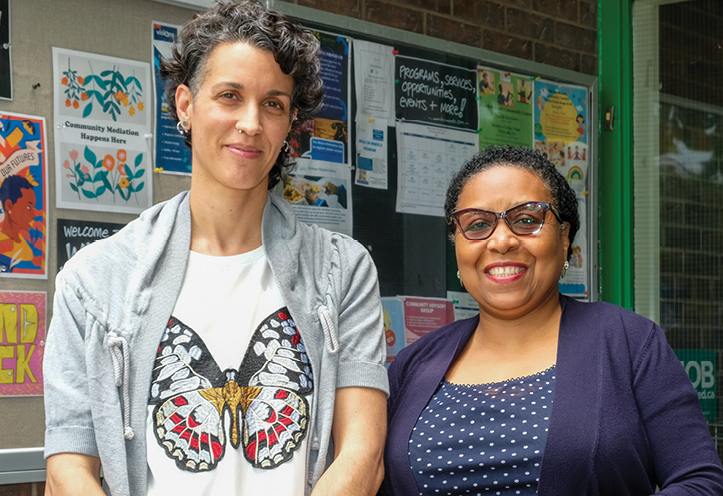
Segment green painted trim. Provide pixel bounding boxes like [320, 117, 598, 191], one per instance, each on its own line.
[598, 0, 635, 309]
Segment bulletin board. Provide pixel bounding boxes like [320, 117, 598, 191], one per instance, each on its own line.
[285, 7, 599, 304]
[0, 0, 598, 475]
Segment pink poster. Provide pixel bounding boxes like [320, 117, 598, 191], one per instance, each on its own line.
[403, 297, 454, 346]
[0, 291, 45, 396]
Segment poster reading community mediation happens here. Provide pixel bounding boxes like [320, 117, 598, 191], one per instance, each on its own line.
[53, 48, 152, 214]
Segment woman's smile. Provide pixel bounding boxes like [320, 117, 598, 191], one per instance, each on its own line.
[225, 143, 263, 159]
[484, 263, 527, 281]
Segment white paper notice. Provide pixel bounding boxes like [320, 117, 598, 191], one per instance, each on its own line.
[355, 116, 388, 189]
[277, 160, 353, 236]
[396, 122, 478, 217]
[353, 40, 395, 122]
[447, 291, 479, 321]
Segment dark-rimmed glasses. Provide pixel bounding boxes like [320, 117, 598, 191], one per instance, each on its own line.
[451, 201, 562, 241]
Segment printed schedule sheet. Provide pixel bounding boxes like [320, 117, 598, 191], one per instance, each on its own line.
[395, 122, 478, 217]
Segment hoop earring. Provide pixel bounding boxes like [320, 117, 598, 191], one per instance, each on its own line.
[560, 260, 569, 279]
[283, 140, 290, 153]
[457, 270, 464, 289]
[176, 120, 188, 136]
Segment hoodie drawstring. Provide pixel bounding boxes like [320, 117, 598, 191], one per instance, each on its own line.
[317, 306, 339, 355]
[108, 331, 134, 440]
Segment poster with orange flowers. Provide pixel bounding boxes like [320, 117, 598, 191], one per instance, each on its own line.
[0, 112, 48, 279]
[52, 48, 152, 214]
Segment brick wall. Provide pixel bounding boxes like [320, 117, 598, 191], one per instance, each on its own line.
[294, 0, 598, 75]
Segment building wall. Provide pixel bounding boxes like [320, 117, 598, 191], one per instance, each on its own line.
[294, 0, 598, 75]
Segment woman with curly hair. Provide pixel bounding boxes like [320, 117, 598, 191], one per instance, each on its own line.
[382, 146, 723, 495]
[44, 3, 388, 496]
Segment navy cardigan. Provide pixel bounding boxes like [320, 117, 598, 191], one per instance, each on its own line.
[382, 296, 723, 495]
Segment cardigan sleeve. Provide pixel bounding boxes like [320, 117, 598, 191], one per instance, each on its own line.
[43, 271, 100, 459]
[633, 323, 723, 494]
[333, 235, 389, 395]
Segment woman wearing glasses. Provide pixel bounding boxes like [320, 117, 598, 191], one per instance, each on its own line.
[381, 146, 723, 495]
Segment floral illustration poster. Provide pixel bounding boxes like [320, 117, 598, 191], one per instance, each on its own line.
[0, 112, 48, 278]
[0, 291, 46, 396]
[53, 48, 152, 214]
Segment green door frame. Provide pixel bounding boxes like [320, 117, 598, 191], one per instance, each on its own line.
[598, 0, 635, 309]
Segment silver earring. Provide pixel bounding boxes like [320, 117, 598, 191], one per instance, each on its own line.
[283, 140, 290, 153]
[176, 120, 188, 136]
[560, 260, 569, 279]
[457, 270, 464, 289]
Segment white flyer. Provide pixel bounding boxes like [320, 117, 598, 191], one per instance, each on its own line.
[276, 160, 352, 236]
[353, 40, 395, 122]
[395, 122, 478, 217]
[355, 115, 388, 189]
[447, 291, 480, 321]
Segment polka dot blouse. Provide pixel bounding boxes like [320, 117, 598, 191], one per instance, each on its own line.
[408, 366, 556, 495]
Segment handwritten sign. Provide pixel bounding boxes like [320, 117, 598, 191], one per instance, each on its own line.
[0, 291, 45, 396]
[56, 219, 124, 271]
[395, 56, 477, 130]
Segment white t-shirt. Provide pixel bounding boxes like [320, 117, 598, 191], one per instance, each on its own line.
[146, 247, 313, 496]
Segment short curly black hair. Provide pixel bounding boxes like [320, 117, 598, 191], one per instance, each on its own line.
[444, 145, 580, 260]
[159, 0, 324, 188]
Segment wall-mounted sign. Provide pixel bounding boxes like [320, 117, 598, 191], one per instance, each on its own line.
[675, 349, 717, 421]
[0, 291, 45, 396]
[56, 218, 125, 271]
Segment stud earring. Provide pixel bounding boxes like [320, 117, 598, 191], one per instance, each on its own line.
[560, 260, 570, 279]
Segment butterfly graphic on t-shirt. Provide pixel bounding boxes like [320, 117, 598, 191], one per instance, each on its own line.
[148, 308, 313, 472]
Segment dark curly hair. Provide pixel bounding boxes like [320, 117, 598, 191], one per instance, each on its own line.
[0, 175, 33, 208]
[444, 145, 580, 260]
[159, 0, 324, 188]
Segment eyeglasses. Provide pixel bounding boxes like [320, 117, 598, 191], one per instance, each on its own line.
[451, 201, 562, 241]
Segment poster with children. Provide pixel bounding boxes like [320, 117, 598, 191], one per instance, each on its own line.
[533, 80, 589, 194]
[477, 68, 533, 149]
[534, 80, 589, 297]
[0, 112, 48, 278]
[382, 297, 406, 367]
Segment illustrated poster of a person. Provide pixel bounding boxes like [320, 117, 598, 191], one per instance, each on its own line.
[576, 114, 586, 141]
[497, 83, 513, 107]
[517, 80, 532, 104]
[0, 174, 44, 273]
[479, 71, 495, 96]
